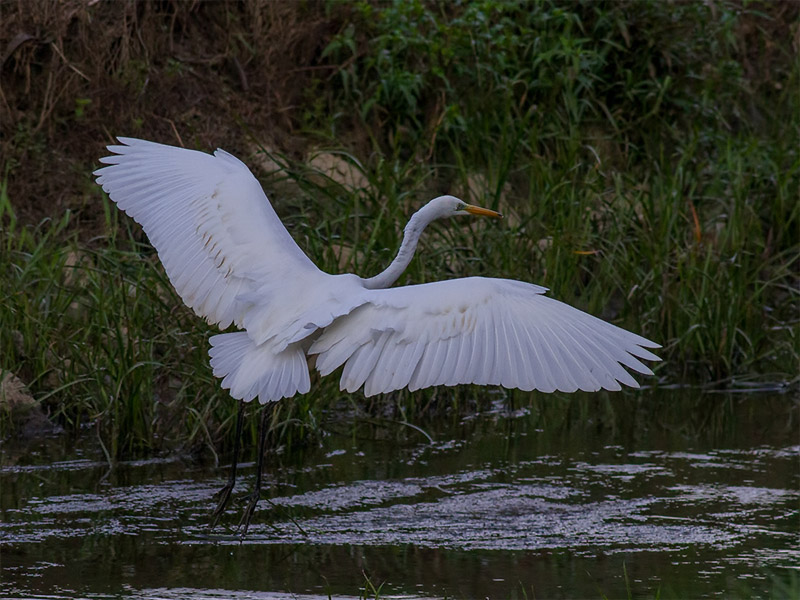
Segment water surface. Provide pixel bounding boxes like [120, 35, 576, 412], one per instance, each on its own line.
[2, 390, 798, 598]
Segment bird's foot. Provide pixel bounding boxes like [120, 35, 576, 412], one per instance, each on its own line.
[237, 489, 261, 539]
[209, 479, 236, 528]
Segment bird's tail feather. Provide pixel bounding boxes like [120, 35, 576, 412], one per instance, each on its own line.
[208, 332, 310, 403]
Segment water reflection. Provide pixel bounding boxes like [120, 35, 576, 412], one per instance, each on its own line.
[1, 390, 798, 598]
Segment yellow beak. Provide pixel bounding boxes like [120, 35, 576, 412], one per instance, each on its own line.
[464, 204, 503, 219]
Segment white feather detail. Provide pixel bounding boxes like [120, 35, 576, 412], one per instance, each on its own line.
[209, 332, 310, 403]
[310, 277, 661, 396]
[94, 137, 324, 336]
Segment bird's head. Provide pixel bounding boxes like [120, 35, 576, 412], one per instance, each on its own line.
[426, 195, 503, 221]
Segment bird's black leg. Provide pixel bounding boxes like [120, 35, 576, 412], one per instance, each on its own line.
[239, 401, 274, 538]
[210, 399, 246, 528]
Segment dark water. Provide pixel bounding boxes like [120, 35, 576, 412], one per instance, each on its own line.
[1, 390, 798, 599]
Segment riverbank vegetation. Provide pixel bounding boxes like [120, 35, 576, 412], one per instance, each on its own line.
[1, 1, 797, 457]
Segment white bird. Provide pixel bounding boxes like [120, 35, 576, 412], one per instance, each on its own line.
[94, 137, 660, 530]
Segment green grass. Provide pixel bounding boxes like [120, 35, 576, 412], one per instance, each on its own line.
[0, 193, 218, 454]
[1, 1, 797, 457]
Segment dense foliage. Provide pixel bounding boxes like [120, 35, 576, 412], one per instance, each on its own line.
[1, 1, 797, 456]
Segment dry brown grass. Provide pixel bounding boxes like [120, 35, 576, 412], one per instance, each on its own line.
[0, 0, 348, 227]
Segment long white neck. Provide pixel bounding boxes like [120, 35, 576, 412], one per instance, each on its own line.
[362, 207, 436, 289]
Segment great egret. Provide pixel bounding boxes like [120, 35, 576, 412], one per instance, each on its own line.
[95, 137, 660, 531]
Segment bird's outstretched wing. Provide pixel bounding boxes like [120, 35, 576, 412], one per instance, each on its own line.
[311, 277, 661, 396]
[94, 137, 322, 331]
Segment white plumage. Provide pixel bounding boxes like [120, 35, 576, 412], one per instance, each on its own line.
[95, 137, 660, 404]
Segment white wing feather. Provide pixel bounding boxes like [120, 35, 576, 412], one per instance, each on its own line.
[310, 277, 661, 396]
[95, 138, 372, 403]
[94, 137, 322, 333]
